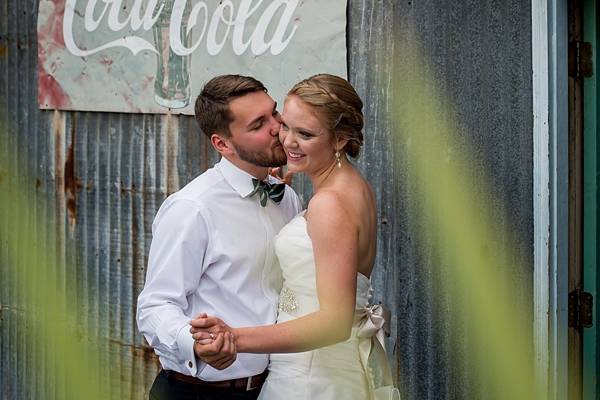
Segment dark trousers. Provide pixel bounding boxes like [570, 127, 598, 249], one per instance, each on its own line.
[149, 370, 261, 400]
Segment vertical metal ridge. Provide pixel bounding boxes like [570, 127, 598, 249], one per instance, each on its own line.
[129, 115, 143, 399]
[119, 114, 133, 399]
[76, 110, 89, 357]
[24, 0, 36, 397]
[0, 0, 10, 395]
[108, 112, 121, 398]
[14, 0, 26, 397]
[54, 109, 68, 400]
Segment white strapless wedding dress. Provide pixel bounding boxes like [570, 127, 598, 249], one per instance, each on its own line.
[258, 212, 399, 400]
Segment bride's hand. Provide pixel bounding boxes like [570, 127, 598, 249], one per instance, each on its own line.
[189, 314, 233, 337]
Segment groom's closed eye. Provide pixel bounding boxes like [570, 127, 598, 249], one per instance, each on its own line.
[248, 117, 265, 130]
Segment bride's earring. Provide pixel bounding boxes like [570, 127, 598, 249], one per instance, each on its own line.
[335, 151, 342, 168]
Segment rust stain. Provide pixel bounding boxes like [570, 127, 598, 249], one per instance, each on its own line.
[109, 338, 160, 365]
[141, 343, 161, 367]
[53, 110, 65, 207]
[0, 46, 6, 58]
[64, 115, 77, 231]
[39, 0, 66, 47]
[38, 64, 72, 110]
[99, 56, 113, 67]
[37, 1, 72, 110]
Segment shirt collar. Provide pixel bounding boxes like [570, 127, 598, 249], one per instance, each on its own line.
[217, 157, 281, 198]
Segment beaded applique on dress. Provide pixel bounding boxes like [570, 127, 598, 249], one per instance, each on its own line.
[278, 286, 298, 314]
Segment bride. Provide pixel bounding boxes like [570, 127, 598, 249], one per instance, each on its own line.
[191, 74, 399, 400]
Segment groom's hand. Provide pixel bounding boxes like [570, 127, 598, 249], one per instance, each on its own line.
[190, 315, 237, 370]
[268, 167, 294, 185]
[193, 332, 236, 370]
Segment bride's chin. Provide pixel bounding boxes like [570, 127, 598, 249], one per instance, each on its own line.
[286, 164, 301, 173]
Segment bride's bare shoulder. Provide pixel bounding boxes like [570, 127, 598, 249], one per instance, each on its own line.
[306, 189, 345, 216]
[306, 190, 356, 226]
[305, 191, 357, 245]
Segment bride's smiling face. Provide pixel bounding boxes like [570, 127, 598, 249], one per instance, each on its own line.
[279, 95, 336, 175]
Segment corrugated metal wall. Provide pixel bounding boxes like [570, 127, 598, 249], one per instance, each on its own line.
[0, 1, 533, 399]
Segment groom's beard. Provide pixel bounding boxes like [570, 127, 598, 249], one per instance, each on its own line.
[234, 142, 287, 168]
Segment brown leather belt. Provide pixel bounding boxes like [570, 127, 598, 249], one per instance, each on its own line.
[166, 370, 267, 391]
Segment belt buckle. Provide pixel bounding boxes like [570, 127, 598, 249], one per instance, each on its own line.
[246, 375, 255, 391]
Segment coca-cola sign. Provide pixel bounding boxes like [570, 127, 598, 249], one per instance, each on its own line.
[38, 0, 347, 114]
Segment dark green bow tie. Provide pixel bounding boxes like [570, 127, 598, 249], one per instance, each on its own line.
[249, 178, 285, 207]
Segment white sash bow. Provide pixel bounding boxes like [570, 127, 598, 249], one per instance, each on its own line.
[356, 304, 401, 400]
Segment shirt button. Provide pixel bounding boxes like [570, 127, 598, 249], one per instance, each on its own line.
[188, 361, 193, 368]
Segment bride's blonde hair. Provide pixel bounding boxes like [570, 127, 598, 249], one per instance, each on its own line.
[288, 74, 364, 158]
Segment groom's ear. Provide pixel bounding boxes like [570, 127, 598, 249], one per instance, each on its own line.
[210, 133, 233, 156]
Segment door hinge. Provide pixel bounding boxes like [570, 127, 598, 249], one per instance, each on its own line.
[569, 41, 594, 79]
[569, 289, 593, 328]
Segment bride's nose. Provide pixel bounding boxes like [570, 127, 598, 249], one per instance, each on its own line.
[280, 129, 294, 148]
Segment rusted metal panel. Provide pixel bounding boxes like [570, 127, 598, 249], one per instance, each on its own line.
[0, 1, 534, 399]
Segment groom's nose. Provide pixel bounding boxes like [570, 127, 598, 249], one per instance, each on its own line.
[268, 118, 281, 136]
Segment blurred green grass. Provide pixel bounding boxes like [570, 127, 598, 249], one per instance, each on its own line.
[391, 34, 537, 399]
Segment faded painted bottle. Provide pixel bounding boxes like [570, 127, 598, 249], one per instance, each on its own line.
[153, 0, 192, 109]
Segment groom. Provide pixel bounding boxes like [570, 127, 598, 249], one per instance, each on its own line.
[137, 74, 302, 400]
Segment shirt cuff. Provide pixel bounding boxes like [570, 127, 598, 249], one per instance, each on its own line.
[176, 323, 206, 376]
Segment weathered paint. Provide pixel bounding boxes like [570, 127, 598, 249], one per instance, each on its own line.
[0, 1, 534, 399]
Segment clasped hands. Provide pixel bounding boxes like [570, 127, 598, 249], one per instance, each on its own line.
[189, 313, 236, 370]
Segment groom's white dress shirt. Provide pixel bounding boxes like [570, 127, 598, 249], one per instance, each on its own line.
[137, 157, 302, 381]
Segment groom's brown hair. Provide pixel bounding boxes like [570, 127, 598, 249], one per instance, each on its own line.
[194, 75, 267, 138]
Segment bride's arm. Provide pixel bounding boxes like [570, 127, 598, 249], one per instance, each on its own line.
[193, 192, 360, 353]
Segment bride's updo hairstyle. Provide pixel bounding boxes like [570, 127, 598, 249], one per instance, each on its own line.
[288, 74, 364, 158]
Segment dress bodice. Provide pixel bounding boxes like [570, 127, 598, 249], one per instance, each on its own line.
[273, 211, 372, 320]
